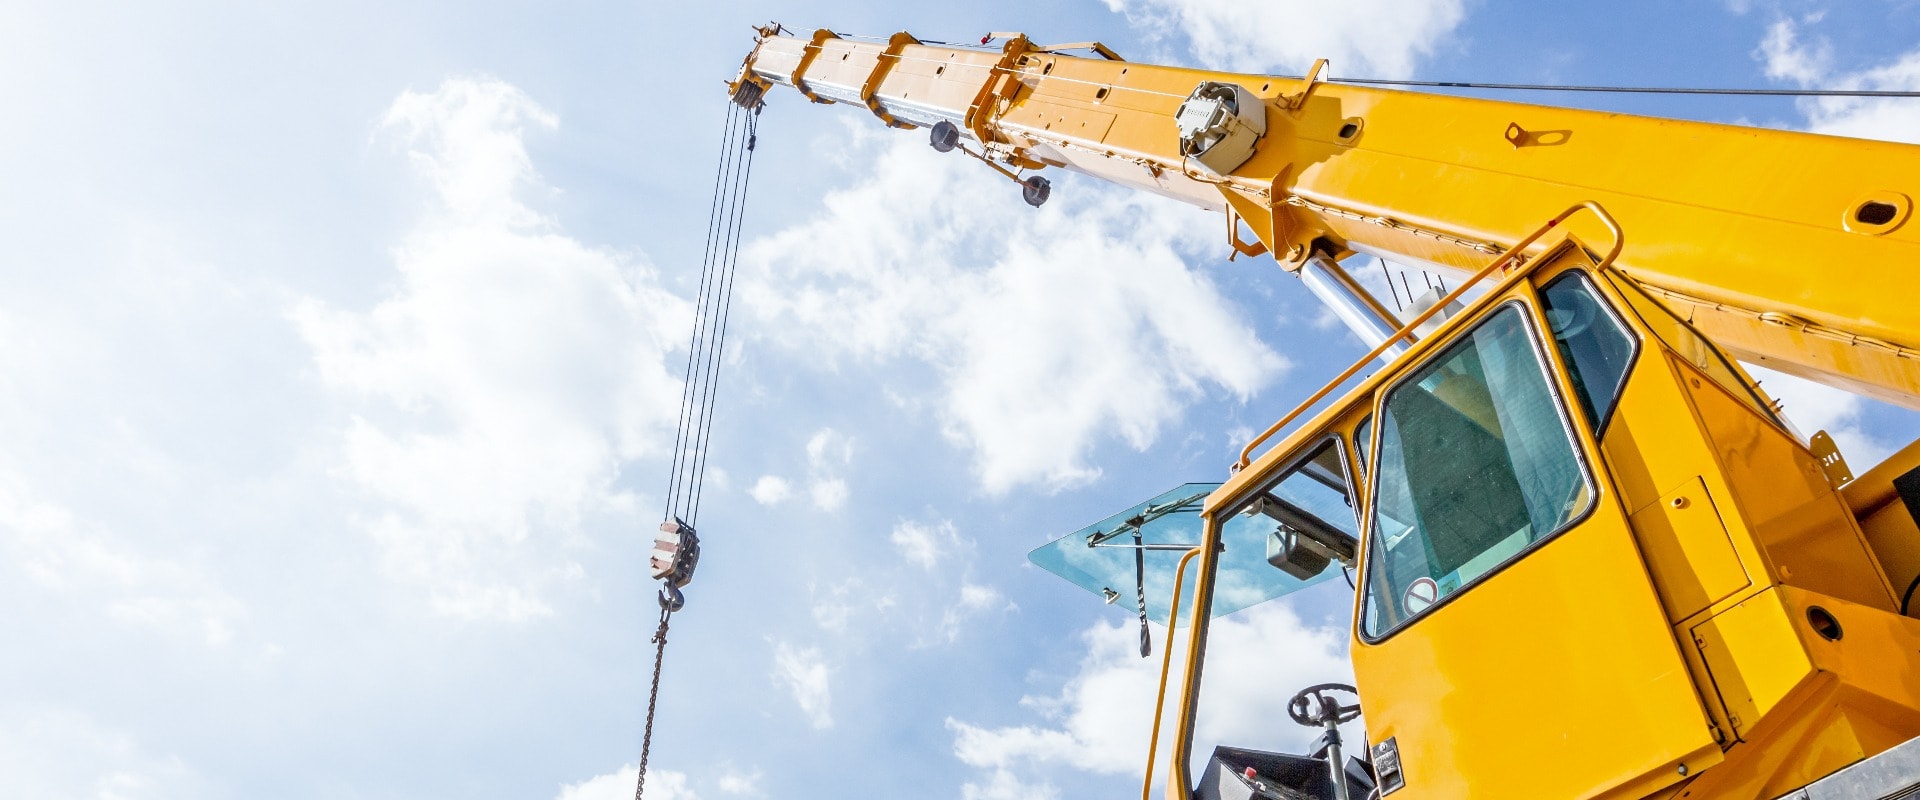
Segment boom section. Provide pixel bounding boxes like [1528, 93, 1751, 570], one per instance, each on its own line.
[732, 28, 1920, 408]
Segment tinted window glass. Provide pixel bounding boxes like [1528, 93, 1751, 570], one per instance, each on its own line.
[1362, 306, 1593, 638]
[1541, 272, 1636, 432]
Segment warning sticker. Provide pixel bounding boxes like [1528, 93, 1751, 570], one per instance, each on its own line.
[1403, 577, 1439, 613]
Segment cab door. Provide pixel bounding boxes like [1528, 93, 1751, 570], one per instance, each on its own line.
[1350, 275, 1722, 799]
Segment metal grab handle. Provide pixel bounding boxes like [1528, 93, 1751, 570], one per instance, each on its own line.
[1140, 547, 1204, 800]
[1235, 201, 1625, 470]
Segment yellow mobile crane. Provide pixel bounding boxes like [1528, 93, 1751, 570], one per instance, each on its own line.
[726, 23, 1920, 800]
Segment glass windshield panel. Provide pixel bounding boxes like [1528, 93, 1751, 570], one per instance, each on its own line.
[1541, 272, 1636, 432]
[1028, 483, 1340, 624]
[1362, 305, 1593, 638]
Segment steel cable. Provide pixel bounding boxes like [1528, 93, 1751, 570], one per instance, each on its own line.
[664, 101, 743, 520]
[687, 108, 759, 526]
[636, 98, 761, 800]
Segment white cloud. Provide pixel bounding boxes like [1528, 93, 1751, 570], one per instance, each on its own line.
[938, 582, 1019, 644]
[0, 710, 204, 800]
[292, 78, 690, 620]
[557, 764, 695, 800]
[1103, 0, 1467, 78]
[0, 480, 244, 647]
[962, 768, 1061, 800]
[802, 428, 854, 511]
[741, 127, 1286, 494]
[809, 478, 849, 512]
[748, 475, 792, 506]
[827, 518, 1015, 644]
[959, 583, 1010, 611]
[1756, 17, 1832, 85]
[948, 602, 1350, 786]
[806, 428, 854, 469]
[1756, 17, 1920, 144]
[772, 640, 835, 729]
[716, 766, 763, 796]
[809, 577, 895, 633]
[891, 518, 967, 570]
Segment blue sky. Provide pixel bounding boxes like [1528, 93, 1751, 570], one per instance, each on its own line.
[5, 1, 1920, 798]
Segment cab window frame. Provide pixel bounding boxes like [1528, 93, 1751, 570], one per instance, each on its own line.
[1538, 269, 1642, 438]
[1356, 298, 1603, 644]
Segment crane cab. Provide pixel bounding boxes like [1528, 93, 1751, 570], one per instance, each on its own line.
[1169, 223, 1920, 800]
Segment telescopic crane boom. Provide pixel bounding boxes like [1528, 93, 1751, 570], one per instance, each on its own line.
[729, 26, 1920, 407]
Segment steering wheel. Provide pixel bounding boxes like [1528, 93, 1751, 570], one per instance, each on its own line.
[1288, 683, 1363, 727]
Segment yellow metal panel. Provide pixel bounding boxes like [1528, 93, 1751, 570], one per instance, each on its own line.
[1690, 589, 1813, 739]
[1780, 586, 1920, 726]
[999, 98, 1116, 143]
[1354, 502, 1720, 799]
[1840, 438, 1920, 600]
[1682, 587, 1920, 797]
[1630, 477, 1751, 623]
[1673, 677, 1856, 800]
[803, 37, 880, 88]
[1677, 358, 1898, 611]
[1590, 301, 1728, 519]
[875, 45, 1004, 114]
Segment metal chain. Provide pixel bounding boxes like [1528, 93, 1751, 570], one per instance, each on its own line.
[632, 606, 673, 800]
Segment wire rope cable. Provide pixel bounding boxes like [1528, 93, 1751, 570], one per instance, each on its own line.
[663, 101, 743, 522]
[686, 109, 759, 527]
[783, 27, 1920, 100]
[635, 96, 763, 800]
[1318, 77, 1920, 98]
